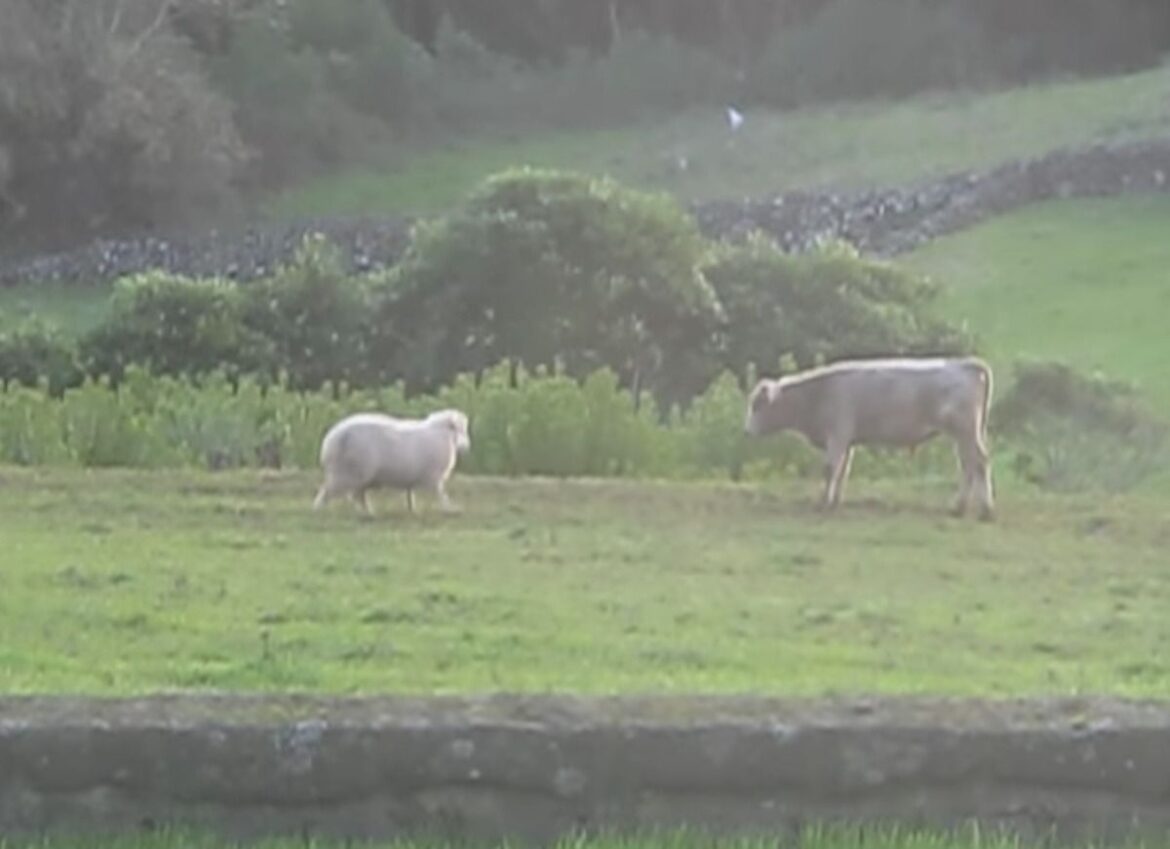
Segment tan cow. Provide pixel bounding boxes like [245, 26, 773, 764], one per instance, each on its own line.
[744, 356, 994, 520]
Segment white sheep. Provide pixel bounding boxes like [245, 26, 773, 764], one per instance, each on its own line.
[311, 409, 471, 516]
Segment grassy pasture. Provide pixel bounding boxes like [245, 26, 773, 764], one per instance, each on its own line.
[0, 282, 110, 336]
[2, 825, 1159, 849]
[3, 466, 1169, 697]
[906, 194, 1170, 408]
[264, 65, 1170, 219]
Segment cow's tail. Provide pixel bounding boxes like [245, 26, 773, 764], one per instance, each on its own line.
[965, 357, 993, 445]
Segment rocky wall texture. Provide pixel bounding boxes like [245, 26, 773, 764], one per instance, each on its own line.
[3, 695, 1170, 845]
[1, 137, 1168, 289]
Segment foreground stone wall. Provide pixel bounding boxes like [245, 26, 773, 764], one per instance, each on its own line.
[2, 137, 1169, 288]
[3, 695, 1170, 845]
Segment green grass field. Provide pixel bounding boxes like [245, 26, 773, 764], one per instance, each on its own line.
[4, 824, 1161, 849]
[265, 65, 1170, 220]
[6, 825, 1154, 849]
[4, 467, 1169, 697]
[906, 194, 1170, 408]
[0, 282, 110, 336]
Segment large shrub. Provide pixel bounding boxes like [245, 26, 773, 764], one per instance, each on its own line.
[993, 360, 1168, 493]
[705, 232, 972, 382]
[0, 0, 246, 247]
[208, 0, 432, 184]
[242, 235, 379, 391]
[0, 316, 82, 395]
[79, 271, 267, 383]
[381, 168, 724, 407]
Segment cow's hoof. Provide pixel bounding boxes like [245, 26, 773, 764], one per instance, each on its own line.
[977, 507, 996, 523]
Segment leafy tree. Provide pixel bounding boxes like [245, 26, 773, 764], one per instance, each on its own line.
[79, 271, 267, 383]
[242, 234, 379, 391]
[0, 0, 246, 246]
[379, 168, 724, 407]
[705, 232, 971, 382]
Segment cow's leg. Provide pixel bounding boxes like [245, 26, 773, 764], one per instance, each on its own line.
[821, 441, 853, 510]
[405, 489, 415, 514]
[950, 442, 972, 518]
[953, 428, 994, 521]
[971, 432, 995, 522]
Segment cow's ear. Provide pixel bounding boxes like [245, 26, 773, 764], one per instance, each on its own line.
[751, 380, 775, 411]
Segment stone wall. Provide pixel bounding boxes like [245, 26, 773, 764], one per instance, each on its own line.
[4, 694, 1170, 845]
[2, 137, 1169, 288]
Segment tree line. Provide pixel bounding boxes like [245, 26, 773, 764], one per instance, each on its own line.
[1, 0, 1166, 253]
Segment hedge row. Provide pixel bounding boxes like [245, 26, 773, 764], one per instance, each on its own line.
[1, 359, 1164, 493]
[0, 363, 964, 483]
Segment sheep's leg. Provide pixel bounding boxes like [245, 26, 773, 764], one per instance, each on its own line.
[433, 480, 459, 514]
[355, 489, 374, 518]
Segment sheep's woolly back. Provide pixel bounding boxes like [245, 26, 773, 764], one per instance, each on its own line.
[317, 408, 471, 491]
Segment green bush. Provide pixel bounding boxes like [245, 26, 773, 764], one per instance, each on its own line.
[705, 233, 972, 382]
[993, 361, 1168, 492]
[79, 271, 267, 383]
[208, 8, 394, 183]
[383, 168, 724, 407]
[0, 385, 71, 465]
[0, 316, 82, 395]
[0, 363, 752, 478]
[284, 0, 432, 125]
[10, 359, 1146, 492]
[242, 234, 378, 391]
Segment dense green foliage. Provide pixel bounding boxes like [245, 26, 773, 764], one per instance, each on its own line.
[79, 272, 267, 384]
[2, 0, 1166, 249]
[706, 234, 969, 379]
[5, 169, 967, 413]
[0, 363, 812, 479]
[2, 356, 1163, 495]
[391, 0, 1169, 78]
[0, 316, 81, 395]
[993, 361, 1168, 493]
[383, 169, 724, 405]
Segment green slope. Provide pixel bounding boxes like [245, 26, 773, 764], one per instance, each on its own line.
[906, 194, 1170, 407]
[265, 64, 1170, 220]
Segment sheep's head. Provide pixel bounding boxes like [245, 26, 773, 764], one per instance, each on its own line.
[431, 409, 471, 453]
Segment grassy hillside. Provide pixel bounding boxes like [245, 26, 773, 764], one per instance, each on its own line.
[906, 194, 1170, 408]
[265, 64, 1170, 220]
[3, 467, 1168, 696]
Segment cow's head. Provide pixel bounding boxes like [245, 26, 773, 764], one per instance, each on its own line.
[744, 379, 783, 436]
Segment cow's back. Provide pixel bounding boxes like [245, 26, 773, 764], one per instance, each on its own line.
[817, 358, 982, 447]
